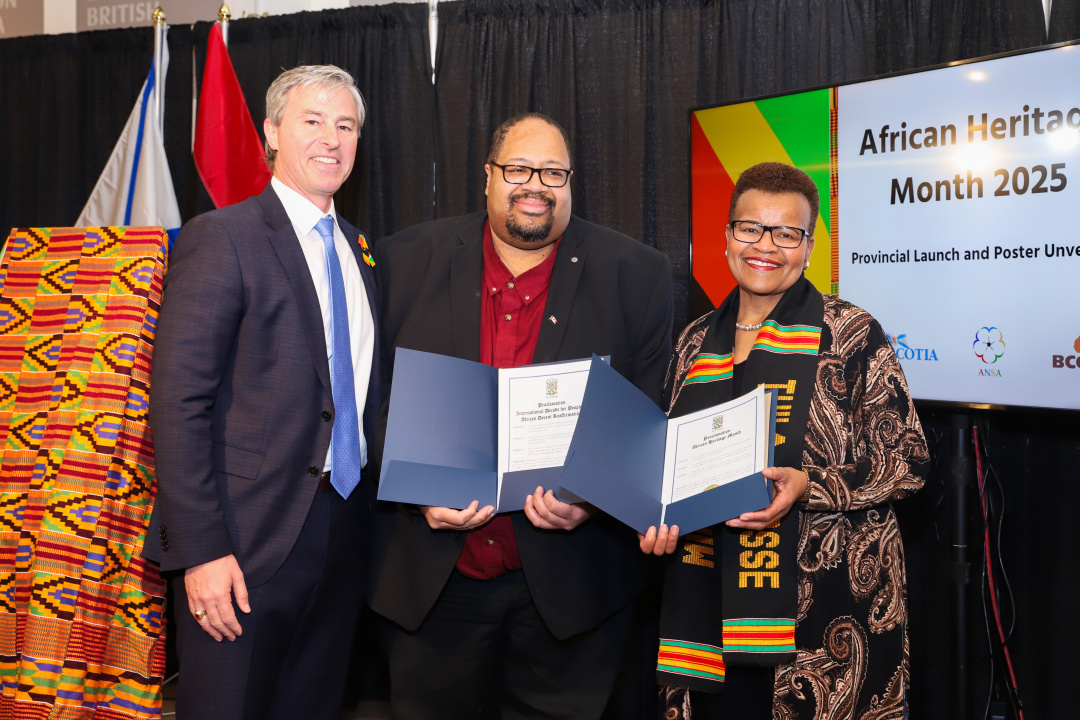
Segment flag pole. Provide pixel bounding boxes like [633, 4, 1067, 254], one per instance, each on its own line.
[428, 0, 438, 83]
[153, 7, 166, 134]
[219, 3, 231, 47]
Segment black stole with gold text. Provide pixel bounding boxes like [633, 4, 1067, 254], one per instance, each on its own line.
[656, 276, 824, 693]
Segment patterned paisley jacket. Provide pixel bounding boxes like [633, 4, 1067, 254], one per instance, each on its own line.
[665, 294, 930, 720]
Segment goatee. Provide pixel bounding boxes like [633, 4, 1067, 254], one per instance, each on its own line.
[505, 191, 555, 244]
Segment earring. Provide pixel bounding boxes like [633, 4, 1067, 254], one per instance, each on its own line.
[804, 261, 810, 269]
[725, 250, 728, 258]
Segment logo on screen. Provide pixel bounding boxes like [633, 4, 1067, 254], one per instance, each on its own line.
[887, 333, 939, 361]
[545, 378, 558, 396]
[712, 415, 724, 431]
[1050, 335, 1080, 369]
[973, 327, 1005, 364]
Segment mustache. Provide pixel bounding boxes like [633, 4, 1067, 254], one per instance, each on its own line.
[510, 190, 555, 209]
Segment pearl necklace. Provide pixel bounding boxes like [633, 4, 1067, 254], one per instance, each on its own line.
[735, 321, 764, 331]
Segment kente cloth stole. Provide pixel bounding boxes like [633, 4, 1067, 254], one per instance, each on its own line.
[656, 275, 823, 693]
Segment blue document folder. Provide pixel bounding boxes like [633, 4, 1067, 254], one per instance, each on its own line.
[378, 348, 589, 512]
[558, 356, 777, 535]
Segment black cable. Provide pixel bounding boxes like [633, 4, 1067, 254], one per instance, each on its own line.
[986, 459, 1017, 645]
[975, 421, 996, 720]
[973, 419, 1025, 720]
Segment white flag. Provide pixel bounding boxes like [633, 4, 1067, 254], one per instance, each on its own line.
[77, 31, 181, 243]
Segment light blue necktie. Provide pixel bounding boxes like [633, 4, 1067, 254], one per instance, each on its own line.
[315, 216, 362, 499]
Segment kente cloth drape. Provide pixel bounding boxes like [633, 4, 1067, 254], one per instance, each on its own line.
[0, 227, 168, 719]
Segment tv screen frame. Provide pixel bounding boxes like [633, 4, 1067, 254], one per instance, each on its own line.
[689, 39, 1080, 412]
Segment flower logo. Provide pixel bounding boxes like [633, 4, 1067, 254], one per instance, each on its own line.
[973, 327, 1005, 364]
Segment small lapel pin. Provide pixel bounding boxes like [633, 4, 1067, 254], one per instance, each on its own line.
[549, 315, 558, 324]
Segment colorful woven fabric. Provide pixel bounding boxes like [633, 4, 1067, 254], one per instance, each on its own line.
[722, 618, 796, 655]
[0, 227, 166, 719]
[657, 639, 726, 683]
[751, 321, 822, 355]
[682, 352, 733, 385]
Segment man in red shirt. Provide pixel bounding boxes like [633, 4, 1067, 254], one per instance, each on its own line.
[369, 113, 673, 719]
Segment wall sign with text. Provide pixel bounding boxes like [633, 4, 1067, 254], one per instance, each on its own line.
[691, 42, 1080, 411]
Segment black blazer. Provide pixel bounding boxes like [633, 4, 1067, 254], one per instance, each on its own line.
[144, 186, 382, 588]
[367, 211, 673, 639]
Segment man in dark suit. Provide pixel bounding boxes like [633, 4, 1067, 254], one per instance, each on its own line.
[369, 113, 674, 719]
[145, 65, 380, 720]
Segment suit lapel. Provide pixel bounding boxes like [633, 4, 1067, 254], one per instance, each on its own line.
[260, 188, 333, 397]
[338, 215, 382, 418]
[338, 215, 378, 322]
[449, 216, 485, 362]
[533, 218, 585, 363]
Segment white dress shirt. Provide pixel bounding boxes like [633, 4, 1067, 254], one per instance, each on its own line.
[271, 177, 374, 471]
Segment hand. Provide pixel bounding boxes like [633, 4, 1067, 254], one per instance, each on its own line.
[184, 554, 250, 642]
[523, 486, 597, 530]
[420, 501, 495, 531]
[638, 524, 680, 555]
[725, 466, 808, 531]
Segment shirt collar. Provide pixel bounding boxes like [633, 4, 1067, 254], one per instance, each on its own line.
[482, 220, 561, 304]
[271, 176, 337, 236]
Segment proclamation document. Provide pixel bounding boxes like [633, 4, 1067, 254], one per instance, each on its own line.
[660, 386, 771, 509]
[497, 359, 593, 491]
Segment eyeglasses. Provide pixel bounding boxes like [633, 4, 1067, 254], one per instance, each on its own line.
[729, 221, 810, 249]
[491, 163, 572, 188]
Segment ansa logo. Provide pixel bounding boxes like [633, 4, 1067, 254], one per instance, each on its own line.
[1051, 335, 1080, 369]
[973, 327, 1005, 363]
[887, 333, 938, 361]
[974, 327, 1004, 377]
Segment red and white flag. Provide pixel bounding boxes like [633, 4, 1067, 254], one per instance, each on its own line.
[194, 23, 271, 208]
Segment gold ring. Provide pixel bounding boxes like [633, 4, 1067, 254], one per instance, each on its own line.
[194, 609, 207, 621]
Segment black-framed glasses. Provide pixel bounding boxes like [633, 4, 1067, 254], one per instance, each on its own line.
[729, 221, 810, 249]
[491, 162, 572, 187]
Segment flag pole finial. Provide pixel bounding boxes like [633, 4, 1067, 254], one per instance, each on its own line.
[219, 4, 232, 22]
[153, 7, 166, 25]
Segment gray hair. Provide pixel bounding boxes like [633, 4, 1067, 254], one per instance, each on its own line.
[264, 64, 366, 173]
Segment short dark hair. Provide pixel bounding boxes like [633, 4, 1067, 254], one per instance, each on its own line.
[487, 113, 572, 166]
[729, 162, 820, 232]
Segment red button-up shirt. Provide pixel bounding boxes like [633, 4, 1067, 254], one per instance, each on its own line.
[455, 221, 561, 580]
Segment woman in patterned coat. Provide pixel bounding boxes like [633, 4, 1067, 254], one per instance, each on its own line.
[641, 162, 930, 719]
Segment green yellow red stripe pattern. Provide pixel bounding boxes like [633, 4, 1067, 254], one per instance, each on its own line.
[690, 88, 837, 312]
[683, 352, 733, 385]
[722, 618, 796, 654]
[657, 639, 726, 682]
[751, 321, 821, 355]
[829, 87, 840, 295]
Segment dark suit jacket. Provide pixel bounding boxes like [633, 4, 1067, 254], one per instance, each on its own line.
[367, 211, 673, 640]
[144, 185, 382, 588]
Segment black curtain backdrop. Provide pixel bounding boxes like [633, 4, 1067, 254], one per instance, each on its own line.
[0, 3, 435, 241]
[0, 28, 162, 232]
[2, 1, 1080, 718]
[433, 0, 1056, 333]
[187, 6, 437, 237]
